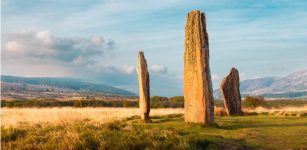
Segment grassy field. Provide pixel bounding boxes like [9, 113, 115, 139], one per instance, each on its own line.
[1, 107, 307, 149]
[1, 108, 183, 127]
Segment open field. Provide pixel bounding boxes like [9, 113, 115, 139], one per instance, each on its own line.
[1, 108, 183, 127]
[2, 106, 307, 127]
[1, 113, 307, 149]
[1, 107, 307, 149]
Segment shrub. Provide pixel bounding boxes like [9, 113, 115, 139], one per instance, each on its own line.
[6, 101, 15, 108]
[74, 100, 83, 108]
[150, 96, 184, 108]
[123, 100, 130, 107]
[169, 96, 184, 108]
[243, 96, 267, 109]
[150, 96, 169, 108]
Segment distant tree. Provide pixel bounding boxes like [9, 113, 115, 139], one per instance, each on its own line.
[169, 96, 184, 108]
[243, 96, 267, 109]
[150, 96, 169, 108]
[123, 100, 130, 107]
[7, 101, 15, 108]
[74, 100, 83, 108]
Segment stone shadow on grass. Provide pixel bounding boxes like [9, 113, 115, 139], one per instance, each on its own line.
[188, 134, 256, 150]
[150, 114, 184, 123]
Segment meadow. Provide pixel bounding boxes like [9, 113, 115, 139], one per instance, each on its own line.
[1, 108, 183, 127]
[1, 105, 307, 150]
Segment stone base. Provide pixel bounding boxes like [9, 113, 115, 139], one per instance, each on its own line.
[141, 113, 150, 123]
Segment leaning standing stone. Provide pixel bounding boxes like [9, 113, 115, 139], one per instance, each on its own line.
[220, 68, 243, 115]
[184, 10, 215, 124]
[137, 51, 150, 122]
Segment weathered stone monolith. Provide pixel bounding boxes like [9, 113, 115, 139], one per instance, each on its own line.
[220, 68, 243, 116]
[137, 51, 150, 122]
[184, 10, 214, 124]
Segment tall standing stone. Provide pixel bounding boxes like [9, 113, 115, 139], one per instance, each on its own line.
[137, 51, 150, 122]
[184, 10, 214, 124]
[220, 68, 243, 115]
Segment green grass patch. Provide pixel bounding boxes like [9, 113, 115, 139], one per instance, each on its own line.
[2, 115, 307, 150]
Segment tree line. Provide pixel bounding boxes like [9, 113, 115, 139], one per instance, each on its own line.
[1, 96, 185, 108]
[1, 96, 306, 108]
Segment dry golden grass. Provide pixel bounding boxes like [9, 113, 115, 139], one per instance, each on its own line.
[243, 105, 307, 116]
[1, 107, 184, 127]
[2, 105, 307, 128]
[214, 106, 227, 116]
[244, 105, 307, 113]
[213, 105, 307, 116]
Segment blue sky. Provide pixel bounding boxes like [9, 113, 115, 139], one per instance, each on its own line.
[2, 0, 307, 96]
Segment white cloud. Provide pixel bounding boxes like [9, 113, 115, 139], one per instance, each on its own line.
[3, 31, 115, 65]
[6, 41, 23, 52]
[91, 36, 104, 46]
[121, 65, 135, 74]
[211, 74, 220, 81]
[150, 65, 168, 74]
[36, 30, 52, 46]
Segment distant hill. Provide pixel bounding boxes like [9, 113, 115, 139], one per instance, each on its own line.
[1, 75, 135, 96]
[214, 70, 307, 99]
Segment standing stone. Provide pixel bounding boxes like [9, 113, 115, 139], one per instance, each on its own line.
[220, 68, 243, 115]
[137, 51, 150, 122]
[184, 10, 214, 124]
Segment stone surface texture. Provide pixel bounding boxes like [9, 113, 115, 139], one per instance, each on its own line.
[220, 68, 243, 115]
[184, 10, 214, 124]
[137, 51, 150, 122]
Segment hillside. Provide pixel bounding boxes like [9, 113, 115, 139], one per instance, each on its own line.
[214, 69, 307, 99]
[1, 75, 135, 97]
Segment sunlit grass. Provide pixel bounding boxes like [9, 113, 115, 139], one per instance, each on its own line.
[2, 106, 307, 128]
[1, 107, 183, 127]
[243, 105, 307, 116]
[2, 114, 307, 149]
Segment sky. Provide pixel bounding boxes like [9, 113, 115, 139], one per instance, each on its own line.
[2, 0, 307, 96]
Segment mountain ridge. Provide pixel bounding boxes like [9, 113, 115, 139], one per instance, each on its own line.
[1, 75, 135, 96]
[214, 69, 307, 99]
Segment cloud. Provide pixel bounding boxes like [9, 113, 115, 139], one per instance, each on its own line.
[211, 74, 220, 81]
[3, 31, 115, 66]
[6, 41, 23, 52]
[2, 30, 181, 96]
[36, 31, 53, 45]
[121, 65, 136, 74]
[3, 0, 307, 96]
[150, 65, 168, 74]
[84, 63, 183, 96]
[90, 36, 104, 46]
